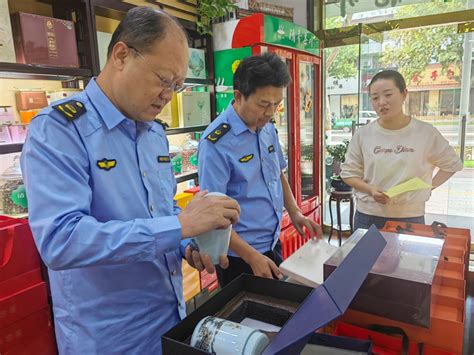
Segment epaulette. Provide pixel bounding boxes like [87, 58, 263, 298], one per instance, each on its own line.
[206, 123, 231, 144]
[154, 118, 169, 130]
[52, 100, 86, 122]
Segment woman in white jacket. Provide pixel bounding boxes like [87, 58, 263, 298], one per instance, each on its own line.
[341, 70, 462, 230]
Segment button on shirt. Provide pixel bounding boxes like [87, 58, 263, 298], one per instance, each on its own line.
[198, 103, 287, 255]
[20, 79, 185, 354]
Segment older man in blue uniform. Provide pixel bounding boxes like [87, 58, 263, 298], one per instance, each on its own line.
[198, 53, 322, 287]
[20, 7, 239, 354]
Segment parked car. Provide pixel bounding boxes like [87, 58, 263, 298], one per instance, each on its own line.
[331, 111, 378, 132]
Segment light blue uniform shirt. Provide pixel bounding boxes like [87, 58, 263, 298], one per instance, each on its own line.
[20, 79, 186, 354]
[198, 103, 287, 255]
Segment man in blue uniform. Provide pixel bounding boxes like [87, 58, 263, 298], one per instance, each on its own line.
[198, 53, 322, 287]
[20, 7, 239, 354]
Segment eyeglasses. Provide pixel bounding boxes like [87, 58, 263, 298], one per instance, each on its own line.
[127, 45, 186, 93]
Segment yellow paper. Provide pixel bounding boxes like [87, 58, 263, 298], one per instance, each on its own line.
[384, 177, 432, 198]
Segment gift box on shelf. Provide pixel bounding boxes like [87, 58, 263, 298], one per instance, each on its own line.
[158, 93, 179, 128]
[19, 109, 39, 124]
[46, 89, 82, 105]
[0, 125, 12, 144]
[162, 226, 387, 354]
[8, 124, 28, 143]
[186, 48, 206, 80]
[15, 91, 48, 111]
[0, 106, 15, 125]
[11, 12, 79, 67]
[177, 91, 211, 127]
[0, 0, 15, 63]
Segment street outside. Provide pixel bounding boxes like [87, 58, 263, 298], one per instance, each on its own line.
[327, 121, 474, 149]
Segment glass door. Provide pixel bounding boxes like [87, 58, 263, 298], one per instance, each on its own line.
[296, 54, 321, 212]
[359, 21, 473, 229]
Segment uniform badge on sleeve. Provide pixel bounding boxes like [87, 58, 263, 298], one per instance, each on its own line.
[52, 100, 86, 122]
[206, 123, 231, 144]
[239, 154, 254, 163]
[268, 145, 275, 153]
[97, 159, 117, 171]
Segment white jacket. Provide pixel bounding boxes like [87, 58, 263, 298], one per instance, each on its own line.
[341, 118, 463, 218]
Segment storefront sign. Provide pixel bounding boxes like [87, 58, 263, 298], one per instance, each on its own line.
[263, 16, 320, 55]
[325, 0, 427, 18]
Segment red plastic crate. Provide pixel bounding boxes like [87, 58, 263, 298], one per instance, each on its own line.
[0, 217, 41, 284]
[0, 281, 48, 328]
[0, 307, 56, 355]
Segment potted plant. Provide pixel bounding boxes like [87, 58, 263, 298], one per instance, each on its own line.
[326, 139, 352, 192]
[196, 0, 237, 35]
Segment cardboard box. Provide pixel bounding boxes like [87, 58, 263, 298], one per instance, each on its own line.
[15, 91, 48, 111]
[0, 106, 15, 125]
[186, 48, 206, 79]
[97, 31, 112, 71]
[177, 91, 211, 127]
[9, 124, 28, 143]
[162, 225, 386, 354]
[157, 93, 179, 128]
[324, 229, 444, 328]
[46, 89, 82, 105]
[0, 125, 12, 144]
[11, 12, 79, 67]
[0, 0, 15, 63]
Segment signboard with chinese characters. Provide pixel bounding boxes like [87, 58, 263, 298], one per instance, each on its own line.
[325, 0, 427, 18]
[213, 14, 320, 56]
[408, 64, 461, 90]
[263, 16, 320, 55]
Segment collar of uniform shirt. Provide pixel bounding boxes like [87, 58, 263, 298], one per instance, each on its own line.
[85, 78, 129, 131]
[226, 101, 253, 136]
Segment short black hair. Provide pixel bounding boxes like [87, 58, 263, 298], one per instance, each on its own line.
[368, 69, 407, 93]
[107, 6, 187, 58]
[233, 52, 291, 98]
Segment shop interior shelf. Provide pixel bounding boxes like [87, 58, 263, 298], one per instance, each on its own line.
[166, 126, 207, 135]
[175, 171, 198, 184]
[0, 62, 92, 80]
[0, 143, 23, 155]
[184, 78, 214, 86]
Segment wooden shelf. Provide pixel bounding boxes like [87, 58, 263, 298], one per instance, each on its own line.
[166, 125, 207, 135]
[0, 62, 92, 80]
[175, 171, 198, 184]
[92, 0, 197, 32]
[184, 78, 214, 86]
[0, 143, 23, 155]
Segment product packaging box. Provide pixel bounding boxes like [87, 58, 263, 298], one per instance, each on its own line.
[177, 91, 211, 127]
[15, 91, 48, 111]
[0, 0, 15, 63]
[0, 125, 12, 144]
[46, 89, 82, 105]
[11, 12, 79, 67]
[9, 124, 28, 143]
[97, 31, 112, 71]
[186, 48, 206, 79]
[157, 93, 179, 128]
[324, 229, 444, 328]
[162, 225, 386, 354]
[0, 106, 15, 124]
